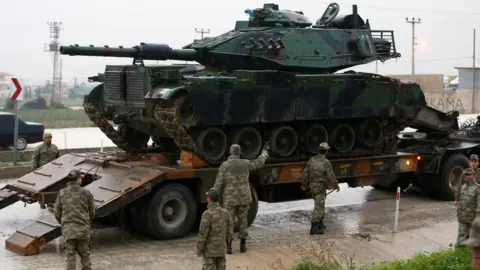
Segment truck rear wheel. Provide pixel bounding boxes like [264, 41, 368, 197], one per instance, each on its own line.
[144, 184, 197, 239]
[435, 153, 469, 200]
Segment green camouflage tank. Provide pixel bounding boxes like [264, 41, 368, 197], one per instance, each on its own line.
[60, 3, 458, 164]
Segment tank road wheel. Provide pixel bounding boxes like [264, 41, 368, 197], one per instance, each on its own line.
[143, 184, 197, 240]
[305, 124, 328, 154]
[357, 119, 383, 148]
[196, 127, 227, 162]
[175, 95, 198, 129]
[269, 126, 298, 157]
[230, 127, 262, 159]
[329, 124, 355, 153]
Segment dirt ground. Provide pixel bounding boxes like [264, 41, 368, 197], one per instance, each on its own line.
[0, 185, 458, 270]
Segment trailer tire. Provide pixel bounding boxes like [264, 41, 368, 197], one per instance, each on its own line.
[145, 184, 197, 240]
[436, 153, 469, 201]
[130, 195, 153, 236]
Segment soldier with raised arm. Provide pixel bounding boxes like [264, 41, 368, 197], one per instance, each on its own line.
[213, 142, 270, 254]
[300, 142, 340, 235]
[54, 170, 96, 270]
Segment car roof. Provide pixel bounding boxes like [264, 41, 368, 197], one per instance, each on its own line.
[0, 112, 14, 116]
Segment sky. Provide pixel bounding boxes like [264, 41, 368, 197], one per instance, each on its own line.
[0, 0, 479, 85]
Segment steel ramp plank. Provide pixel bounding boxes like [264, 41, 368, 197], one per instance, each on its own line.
[0, 187, 19, 210]
[5, 214, 60, 256]
[7, 154, 87, 193]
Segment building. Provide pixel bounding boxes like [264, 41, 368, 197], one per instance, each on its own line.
[0, 72, 13, 99]
[454, 67, 480, 90]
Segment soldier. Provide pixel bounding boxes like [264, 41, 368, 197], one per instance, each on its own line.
[300, 142, 340, 235]
[213, 142, 270, 254]
[196, 188, 233, 270]
[54, 169, 96, 270]
[31, 132, 59, 170]
[470, 154, 480, 180]
[31, 132, 60, 209]
[454, 167, 480, 247]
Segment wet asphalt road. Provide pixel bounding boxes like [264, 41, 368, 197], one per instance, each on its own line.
[0, 179, 456, 270]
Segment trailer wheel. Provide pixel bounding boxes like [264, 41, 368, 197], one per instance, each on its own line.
[145, 184, 197, 239]
[436, 154, 469, 200]
[130, 195, 153, 236]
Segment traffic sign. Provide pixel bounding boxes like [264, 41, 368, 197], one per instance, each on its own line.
[10, 78, 23, 101]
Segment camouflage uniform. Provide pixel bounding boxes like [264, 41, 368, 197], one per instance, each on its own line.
[470, 154, 480, 182]
[31, 133, 59, 170]
[213, 143, 269, 253]
[197, 188, 233, 270]
[54, 170, 96, 270]
[455, 167, 480, 246]
[301, 142, 339, 235]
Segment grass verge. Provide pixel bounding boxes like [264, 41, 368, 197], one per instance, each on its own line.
[288, 246, 473, 270]
[10, 108, 94, 129]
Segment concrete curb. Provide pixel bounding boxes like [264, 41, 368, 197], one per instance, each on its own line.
[0, 147, 118, 163]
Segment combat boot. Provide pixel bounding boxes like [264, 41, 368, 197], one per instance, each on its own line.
[309, 222, 324, 235]
[227, 239, 232, 254]
[240, 238, 247, 253]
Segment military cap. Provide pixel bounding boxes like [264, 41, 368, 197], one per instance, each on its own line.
[470, 154, 479, 161]
[319, 142, 330, 150]
[463, 167, 475, 175]
[459, 217, 480, 247]
[43, 132, 52, 139]
[205, 187, 220, 201]
[230, 144, 241, 155]
[68, 169, 82, 179]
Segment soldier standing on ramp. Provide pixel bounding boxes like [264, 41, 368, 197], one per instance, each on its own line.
[54, 170, 96, 270]
[31, 132, 60, 209]
[196, 188, 233, 270]
[454, 167, 480, 247]
[300, 142, 340, 235]
[213, 142, 270, 254]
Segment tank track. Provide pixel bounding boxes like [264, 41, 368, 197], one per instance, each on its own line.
[83, 98, 150, 153]
[153, 95, 201, 155]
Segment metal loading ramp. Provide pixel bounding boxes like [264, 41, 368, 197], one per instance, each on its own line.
[4, 152, 167, 256]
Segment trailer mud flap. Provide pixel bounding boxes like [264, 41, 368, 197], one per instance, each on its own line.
[5, 215, 60, 256]
[5, 154, 168, 256]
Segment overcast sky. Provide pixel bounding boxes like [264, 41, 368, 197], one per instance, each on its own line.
[1, 0, 479, 85]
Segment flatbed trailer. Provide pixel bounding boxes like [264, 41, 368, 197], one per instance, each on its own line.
[0, 148, 422, 256]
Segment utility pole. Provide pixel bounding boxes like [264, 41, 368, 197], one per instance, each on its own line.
[195, 28, 210, 39]
[473, 28, 477, 113]
[45, 21, 63, 104]
[405, 17, 421, 75]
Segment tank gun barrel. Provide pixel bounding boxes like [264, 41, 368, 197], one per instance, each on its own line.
[59, 43, 199, 61]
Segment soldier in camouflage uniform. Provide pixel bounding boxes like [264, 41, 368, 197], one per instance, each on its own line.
[31, 132, 59, 170]
[300, 142, 340, 235]
[54, 169, 96, 270]
[196, 188, 233, 270]
[213, 142, 270, 254]
[454, 167, 480, 247]
[470, 154, 480, 181]
[32, 132, 59, 209]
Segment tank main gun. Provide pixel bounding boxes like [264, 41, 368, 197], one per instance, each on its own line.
[60, 43, 199, 62]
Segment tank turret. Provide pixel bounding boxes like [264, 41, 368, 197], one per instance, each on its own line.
[61, 3, 400, 74]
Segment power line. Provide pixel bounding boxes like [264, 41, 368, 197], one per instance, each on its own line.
[194, 28, 210, 39]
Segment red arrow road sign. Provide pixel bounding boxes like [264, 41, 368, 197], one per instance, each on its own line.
[10, 78, 23, 100]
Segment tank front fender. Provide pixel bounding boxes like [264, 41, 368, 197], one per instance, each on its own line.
[145, 86, 188, 100]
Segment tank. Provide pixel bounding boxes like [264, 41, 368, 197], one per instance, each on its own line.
[59, 3, 458, 164]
